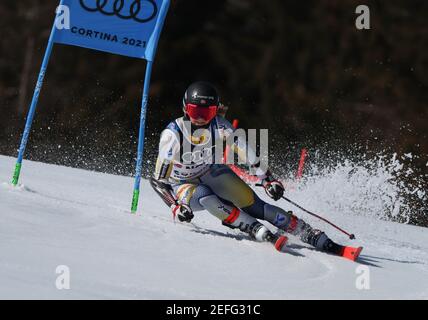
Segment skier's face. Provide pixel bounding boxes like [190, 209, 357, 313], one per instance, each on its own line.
[185, 104, 218, 126]
[190, 117, 210, 126]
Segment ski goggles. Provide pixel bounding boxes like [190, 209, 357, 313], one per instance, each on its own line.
[185, 103, 218, 123]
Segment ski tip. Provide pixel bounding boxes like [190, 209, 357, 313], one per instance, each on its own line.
[275, 236, 288, 252]
[341, 246, 363, 262]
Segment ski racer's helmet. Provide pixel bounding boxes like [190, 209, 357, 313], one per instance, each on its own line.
[183, 81, 220, 126]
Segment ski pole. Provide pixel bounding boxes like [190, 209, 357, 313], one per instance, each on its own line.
[281, 196, 356, 240]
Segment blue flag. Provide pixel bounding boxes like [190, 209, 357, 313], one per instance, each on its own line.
[54, 0, 170, 61]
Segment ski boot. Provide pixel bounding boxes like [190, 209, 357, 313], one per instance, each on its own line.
[303, 228, 363, 261]
[222, 210, 288, 252]
[247, 222, 288, 252]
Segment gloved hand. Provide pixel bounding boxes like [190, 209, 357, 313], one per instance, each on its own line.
[171, 203, 194, 223]
[262, 177, 285, 201]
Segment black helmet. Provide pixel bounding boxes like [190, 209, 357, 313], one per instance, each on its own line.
[183, 81, 220, 107]
[183, 82, 220, 125]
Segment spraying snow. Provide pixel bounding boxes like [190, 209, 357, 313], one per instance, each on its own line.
[278, 150, 427, 226]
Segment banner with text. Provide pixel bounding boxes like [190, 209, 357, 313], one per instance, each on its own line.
[54, 0, 170, 61]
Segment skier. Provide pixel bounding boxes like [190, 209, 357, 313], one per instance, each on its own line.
[150, 81, 362, 261]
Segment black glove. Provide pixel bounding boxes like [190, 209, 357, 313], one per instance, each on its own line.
[171, 203, 194, 223]
[262, 177, 285, 201]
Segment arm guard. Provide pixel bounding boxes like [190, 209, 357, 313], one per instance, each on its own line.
[149, 177, 177, 208]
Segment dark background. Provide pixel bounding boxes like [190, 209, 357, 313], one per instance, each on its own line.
[0, 0, 427, 181]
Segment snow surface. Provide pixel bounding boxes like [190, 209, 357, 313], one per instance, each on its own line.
[0, 155, 427, 299]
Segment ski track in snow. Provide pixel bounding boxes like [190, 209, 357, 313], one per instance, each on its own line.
[0, 155, 427, 299]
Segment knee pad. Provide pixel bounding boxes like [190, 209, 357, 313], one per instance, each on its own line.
[174, 184, 197, 205]
[175, 184, 213, 212]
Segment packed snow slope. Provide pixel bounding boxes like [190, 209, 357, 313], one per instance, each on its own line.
[0, 155, 427, 299]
